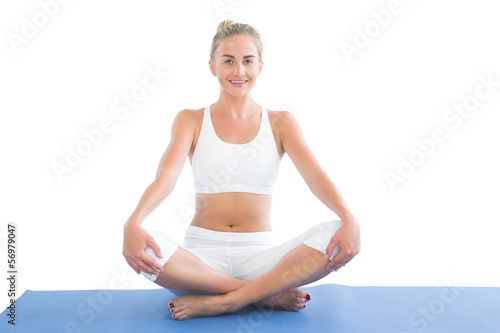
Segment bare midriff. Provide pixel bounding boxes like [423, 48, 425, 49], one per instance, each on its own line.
[190, 192, 273, 232]
[188, 108, 284, 233]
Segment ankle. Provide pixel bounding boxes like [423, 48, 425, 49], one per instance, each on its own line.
[221, 291, 245, 313]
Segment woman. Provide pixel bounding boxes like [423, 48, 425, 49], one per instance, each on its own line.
[123, 20, 360, 321]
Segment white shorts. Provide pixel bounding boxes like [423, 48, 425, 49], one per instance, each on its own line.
[141, 220, 342, 291]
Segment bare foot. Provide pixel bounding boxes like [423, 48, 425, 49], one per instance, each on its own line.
[256, 288, 311, 312]
[168, 294, 235, 321]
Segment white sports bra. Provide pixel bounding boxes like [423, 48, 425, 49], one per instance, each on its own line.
[191, 105, 281, 195]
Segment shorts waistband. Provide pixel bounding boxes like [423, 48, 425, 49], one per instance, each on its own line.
[184, 225, 275, 245]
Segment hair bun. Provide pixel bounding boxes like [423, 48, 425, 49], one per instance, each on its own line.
[210, 20, 263, 62]
[217, 20, 235, 32]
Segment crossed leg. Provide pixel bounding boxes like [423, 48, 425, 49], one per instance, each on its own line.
[153, 247, 312, 314]
[154, 247, 247, 293]
[142, 220, 342, 320]
[167, 244, 332, 320]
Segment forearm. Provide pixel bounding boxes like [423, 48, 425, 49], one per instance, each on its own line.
[309, 170, 356, 223]
[125, 176, 174, 228]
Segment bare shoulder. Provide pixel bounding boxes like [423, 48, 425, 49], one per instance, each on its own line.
[267, 109, 301, 135]
[268, 109, 295, 127]
[174, 108, 203, 124]
[171, 107, 204, 132]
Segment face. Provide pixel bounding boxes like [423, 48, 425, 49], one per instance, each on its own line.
[209, 35, 263, 98]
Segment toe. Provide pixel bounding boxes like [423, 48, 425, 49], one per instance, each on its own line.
[169, 300, 185, 314]
[171, 305, 184, 314]
[174, 310, 189, 321]
[169, 298, 179, 308]
[294, 303, 305, 311]
[296, 290, 310, 299]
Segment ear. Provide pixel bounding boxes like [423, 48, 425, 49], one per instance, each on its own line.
[209, 59, 217, 76]
[257, 60, 263, 77]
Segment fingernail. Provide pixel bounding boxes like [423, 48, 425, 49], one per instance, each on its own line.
[306, 294, 311, 301]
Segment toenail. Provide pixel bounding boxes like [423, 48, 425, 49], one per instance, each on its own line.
[169, 303, 174, 308]
[306, 294, 311, 301]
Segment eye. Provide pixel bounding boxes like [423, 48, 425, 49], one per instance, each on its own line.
[244, 59, 253, 64]
[225, 59, 233, 64]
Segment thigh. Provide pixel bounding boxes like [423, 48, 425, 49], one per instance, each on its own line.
[231, 220, 342, 281]
[141, 229, 228, 281]
[143, 229, 239, 297]
[144, 227, 233, 277]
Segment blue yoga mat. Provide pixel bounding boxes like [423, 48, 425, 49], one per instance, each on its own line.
[1, 284, 499, 332]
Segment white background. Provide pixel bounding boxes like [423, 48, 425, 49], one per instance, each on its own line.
[1, 0, 499, 310]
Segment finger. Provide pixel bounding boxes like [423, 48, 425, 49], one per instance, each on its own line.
[137, 251, 163, 274]
[325, 241, 339, 261]
[125, 258, 141, 275]
[141, 250, 165, 272]
[131, 266, 140, 275]
[326, 250, 347, 271]
[129, 252, 160, 276]
[136, 259, 160, 276]
[330, 260, 345, 272]
[327, 243, 345, 263]
[330, 252, 355, 271]
[148, 239, 163, 260]
[338, 254, 354, 268]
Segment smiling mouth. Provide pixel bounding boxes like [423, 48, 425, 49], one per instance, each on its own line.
[229, 80, 248, 84]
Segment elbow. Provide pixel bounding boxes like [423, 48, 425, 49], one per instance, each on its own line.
[153, 172, 174, 198]
[306, 168, 328, 193]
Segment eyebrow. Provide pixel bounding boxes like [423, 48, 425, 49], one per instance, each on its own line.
[221, 54, 256, 59]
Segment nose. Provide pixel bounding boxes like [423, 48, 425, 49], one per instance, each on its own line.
[234, 63, 245, 77]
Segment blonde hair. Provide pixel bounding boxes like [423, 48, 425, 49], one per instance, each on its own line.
[210, 20, 263, 62]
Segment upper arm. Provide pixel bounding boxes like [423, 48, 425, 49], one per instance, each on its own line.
[155, 109, 195, 185]
[280, 111, 323, 185]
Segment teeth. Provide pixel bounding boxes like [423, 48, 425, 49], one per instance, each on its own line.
[231, 80, 246, 84]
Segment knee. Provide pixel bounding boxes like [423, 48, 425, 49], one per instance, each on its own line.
[318, 220, 343, 238]
[145, 229, 177, 260]
[140, 229, 179, 282]
[303, 220, 342, 258]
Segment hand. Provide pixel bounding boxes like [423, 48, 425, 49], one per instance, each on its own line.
[122, 223, 164, 276]
[325, 216, 360, 271]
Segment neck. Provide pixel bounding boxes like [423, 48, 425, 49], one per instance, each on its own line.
[213, 90, 259, 119]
